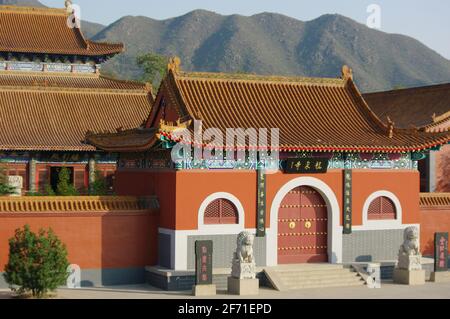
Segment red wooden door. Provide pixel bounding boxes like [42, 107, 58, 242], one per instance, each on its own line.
[278, 186, 328, 264]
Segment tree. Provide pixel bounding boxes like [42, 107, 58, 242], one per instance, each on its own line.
[0, 161, 14, 196]
[3, 225, 70, 298]
[89, 170, 109, 196]
[136, 52, 168, 91]
[56, 167, 78, 196]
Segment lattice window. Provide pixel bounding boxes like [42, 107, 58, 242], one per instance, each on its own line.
[368, 196, 396, 220]
[204, 199, 239, 225]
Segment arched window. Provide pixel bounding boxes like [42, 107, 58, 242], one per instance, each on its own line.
[204, 198, 239, 225]
[367, 196, 396, 220]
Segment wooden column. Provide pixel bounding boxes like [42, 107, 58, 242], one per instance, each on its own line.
[88, 157, 96, 192]
[28, 156, 37, 193]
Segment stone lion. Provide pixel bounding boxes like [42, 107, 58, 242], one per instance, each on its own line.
[399, 226, 420, 256]
[236, 231, 254, 263]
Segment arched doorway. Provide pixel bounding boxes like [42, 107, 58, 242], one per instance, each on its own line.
[278, 186, 328, 264]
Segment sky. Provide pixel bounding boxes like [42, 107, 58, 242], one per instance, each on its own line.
[40, 0, 450, 60]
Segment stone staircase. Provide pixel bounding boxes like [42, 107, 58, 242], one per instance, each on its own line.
[264, 264, 365, 291]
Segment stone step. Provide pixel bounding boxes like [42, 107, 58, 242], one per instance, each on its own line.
[270, 264, 345, 272]
[280, 276, 362, 286]
[431, 271, 450, 283]
[283, 275, 364, 285]
[285, 280, 365, 290]
[276, 269, 356, 278]
[264, 264, 365, 291]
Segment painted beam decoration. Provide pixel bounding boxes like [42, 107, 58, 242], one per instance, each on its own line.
[343, 169, 353, 234]
[284, 158, 329, 174]
[195, 241, 213, 285]
[435, 232, 449, 272]
[256, 170, 267, 237]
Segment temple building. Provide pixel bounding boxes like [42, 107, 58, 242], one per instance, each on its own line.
[0, 5, 153, 194]
[88, 59, 450, 276]
[364, 84, 450, 193]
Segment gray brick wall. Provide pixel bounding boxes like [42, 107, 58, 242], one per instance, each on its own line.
[1, 268, 146, 289]
[343, 229, 404, 263]
[158, 233, 172, 268]
[146, 270, 269, 291]
[187, 235, 266, 269]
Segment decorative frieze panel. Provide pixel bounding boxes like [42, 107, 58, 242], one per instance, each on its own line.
[178, 159, 279, 171]
[46, 63, 72, 73]
[0, 151, 117, 164]
[0, 61, 98, 74]
[118, 152, 172, 170]
[116, 150, 419, 172]
[6, 61, 43, 72]
[72, 64, 98, 73]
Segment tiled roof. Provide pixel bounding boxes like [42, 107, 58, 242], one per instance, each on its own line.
[149, 66, 449, 153]
[420, 193, 450, 207]
[0, 73, 153, 151]
[363, 83, 450, 129]
[86, 128, 158, 152]
[0, 73, 149, 90]
[0, 6, 123, 56]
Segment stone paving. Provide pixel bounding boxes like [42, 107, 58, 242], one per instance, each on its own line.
[1, 281, 450, 299]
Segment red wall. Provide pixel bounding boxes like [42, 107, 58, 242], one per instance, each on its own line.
[114, 170, 176, 229]
[0, 211, 158, 271]
[420, 207, 450, 256]
[352, 170, 420, 225]
[174, 169, 420, 230]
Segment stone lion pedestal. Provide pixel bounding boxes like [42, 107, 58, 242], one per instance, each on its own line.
[228, 232, 259, 296]
[393, 227, 425, 286]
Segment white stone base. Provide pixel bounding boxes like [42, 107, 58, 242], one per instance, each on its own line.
[192, 284, 217, 296]
[227, 277, 259, 296]
[430, 272, 450, 283]
[393, 269, 425, 285]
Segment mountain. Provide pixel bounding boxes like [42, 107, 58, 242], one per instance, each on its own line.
[0, 0, 105, 39]
[92, 10, 450, 92]
[2, 3, 449, 92]
[0, 0, 44, 6]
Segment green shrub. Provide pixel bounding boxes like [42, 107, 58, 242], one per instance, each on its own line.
[56, 167, 78, 196]
[0, 161, 14, 196]
[44, 184, 56, 196]
[3, 225, 70, 298]
[89, 170, 108, 196]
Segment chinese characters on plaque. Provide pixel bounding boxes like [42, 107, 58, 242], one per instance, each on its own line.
[256, 170, 267, 237]
[195, 241, 213, 285]
[284, 158, 329, 174]
[343, 169, 352, 234]
[434, 233, 448, 272]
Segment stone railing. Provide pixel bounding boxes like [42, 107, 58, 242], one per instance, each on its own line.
[0, 196, 159, 213]
[420, 193, 450, 208]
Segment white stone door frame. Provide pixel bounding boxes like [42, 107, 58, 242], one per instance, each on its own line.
[266, 176, 343, 266]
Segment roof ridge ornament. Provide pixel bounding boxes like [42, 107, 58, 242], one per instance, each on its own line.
[341, 65, 353, 81]
[65, 0, 73, 12]
[167, 56, 181, 74]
